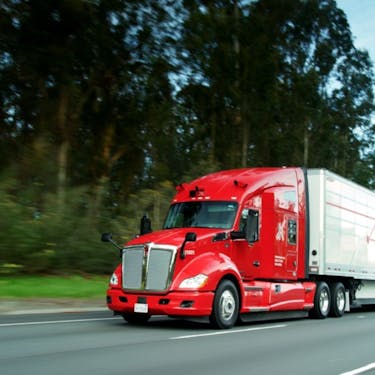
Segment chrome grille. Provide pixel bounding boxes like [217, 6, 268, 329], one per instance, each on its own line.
[122, 244, 176, 291]
[122, 247, 144, 289]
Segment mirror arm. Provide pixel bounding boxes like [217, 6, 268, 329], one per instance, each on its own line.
[109, 238, 123, 250]
[230, 231, 246, 240]
[101, 233, 123, 250]
[180, 240, 187, 259]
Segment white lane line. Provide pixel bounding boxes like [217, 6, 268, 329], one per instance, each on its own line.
[340, 362, 375, 375]
[170, 324, 287, 340]
[0, 317, 120, 328]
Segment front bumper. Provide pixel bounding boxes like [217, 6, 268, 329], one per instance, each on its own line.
[107, 288, 214, 317]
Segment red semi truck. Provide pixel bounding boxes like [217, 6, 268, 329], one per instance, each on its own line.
[102, 167, 375, 328]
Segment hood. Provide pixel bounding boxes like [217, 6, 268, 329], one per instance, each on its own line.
[126, 227, 227, 248]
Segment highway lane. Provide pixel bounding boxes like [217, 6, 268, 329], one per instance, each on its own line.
[1, 310, 375, 375]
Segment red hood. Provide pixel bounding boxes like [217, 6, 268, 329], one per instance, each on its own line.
[126, 228, 226, 248]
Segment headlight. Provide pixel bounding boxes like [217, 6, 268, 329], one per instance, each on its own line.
[109, 272, 119, 286]
[179, 274, 208, 289]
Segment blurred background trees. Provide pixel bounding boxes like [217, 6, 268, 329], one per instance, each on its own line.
[0, 0, 373, 274]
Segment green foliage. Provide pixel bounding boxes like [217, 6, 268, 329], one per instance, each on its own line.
[116, 180, 176, 241]
[0, 174, 117, 274]
[0, 172, 176, 275]
[179, 0, 374, 178]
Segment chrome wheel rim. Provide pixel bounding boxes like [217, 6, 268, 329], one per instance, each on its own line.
[336, 288, 345, 312]
[320, 288, 330, 314]
[220, 290, 236, 321]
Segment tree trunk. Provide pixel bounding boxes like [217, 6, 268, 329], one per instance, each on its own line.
[241, 119, 249, 167]
[89, 125, 126, 218]
[304, 128, 309, 167]
[56, 88, 69, 211]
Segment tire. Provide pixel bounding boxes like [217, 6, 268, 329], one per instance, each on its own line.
[209, 280, 239, 329]
[310, 281, 331, 319]
[122, 313, 151, 325]
[329, 282, 346, 317]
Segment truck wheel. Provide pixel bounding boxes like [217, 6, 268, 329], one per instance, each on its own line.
[330, 282, 346, 317]
[210, 280, 239, 329]
[310, 281, 331, 319]
[122, 313, 150, 325]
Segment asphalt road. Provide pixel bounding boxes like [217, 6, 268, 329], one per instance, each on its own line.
[1, 309, 375, 375]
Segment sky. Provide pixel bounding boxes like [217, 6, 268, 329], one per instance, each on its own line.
[336, 0, 375, 65]
[336, 0, 375, 146]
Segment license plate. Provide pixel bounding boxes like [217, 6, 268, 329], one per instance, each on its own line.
[134, 303, 148, 313]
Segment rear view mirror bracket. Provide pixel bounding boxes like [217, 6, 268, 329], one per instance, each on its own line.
[101, 232, 123, 250]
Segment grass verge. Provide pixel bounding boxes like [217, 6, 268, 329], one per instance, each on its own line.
[0, 275, 109, 299]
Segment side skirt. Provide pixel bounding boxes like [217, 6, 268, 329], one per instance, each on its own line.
[239, 310, 308, 324]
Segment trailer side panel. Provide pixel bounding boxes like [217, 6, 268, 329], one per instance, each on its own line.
[307, 169, 375, 280]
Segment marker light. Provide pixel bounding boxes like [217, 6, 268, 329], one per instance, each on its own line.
[109, 272, 119, 286]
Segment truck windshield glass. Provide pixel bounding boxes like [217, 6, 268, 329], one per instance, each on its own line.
[163, 201, 238, 229]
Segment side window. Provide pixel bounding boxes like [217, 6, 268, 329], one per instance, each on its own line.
[288, 219, 297, 245]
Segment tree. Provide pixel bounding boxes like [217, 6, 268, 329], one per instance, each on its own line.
[0, 0, 373, 274]
[0, 0, 180, 209]
[177, 0, 374, 182]
[0, 0, 181, 274]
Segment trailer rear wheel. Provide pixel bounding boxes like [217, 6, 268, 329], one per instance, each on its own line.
[210, 280, 239, 329]
[329, 282, 346, 317]
[310, 281, 331, 319]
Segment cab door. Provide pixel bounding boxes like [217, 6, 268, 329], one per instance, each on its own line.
[231, 196, 263, 281]
[269, 188, 299, 280]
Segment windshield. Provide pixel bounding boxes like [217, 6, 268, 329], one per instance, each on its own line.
[163, 201, 238, 229]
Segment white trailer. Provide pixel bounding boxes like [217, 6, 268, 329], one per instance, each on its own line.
[307, 169, 375, 307]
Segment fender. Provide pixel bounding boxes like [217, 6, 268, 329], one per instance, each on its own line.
[170, 251, 243, 293]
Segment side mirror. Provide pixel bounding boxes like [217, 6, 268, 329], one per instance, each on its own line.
[185, 232, 197, 242]
[101, 232, 112, 242]
[101, 232, 122, 250]
[246, 209, 259, 243]
[180, 232, 197, 259]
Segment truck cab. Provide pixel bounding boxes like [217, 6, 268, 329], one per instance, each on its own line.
[104, 167, 318, 328]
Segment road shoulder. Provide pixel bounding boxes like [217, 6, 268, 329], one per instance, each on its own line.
[0, 297, 106, 315]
